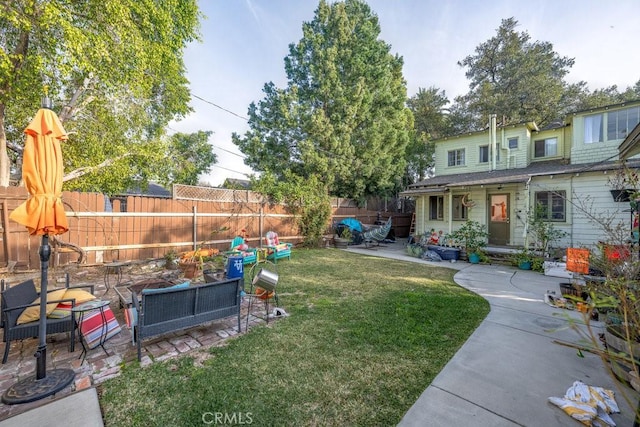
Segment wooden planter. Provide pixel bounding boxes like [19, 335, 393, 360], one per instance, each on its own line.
[604, 324, 640, 391]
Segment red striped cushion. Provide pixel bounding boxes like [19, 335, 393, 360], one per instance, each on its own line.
[76, 306, 121, 349]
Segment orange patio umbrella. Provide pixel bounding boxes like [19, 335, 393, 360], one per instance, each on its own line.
[3, 103, 74, 404]
[9, 107, 69, 235]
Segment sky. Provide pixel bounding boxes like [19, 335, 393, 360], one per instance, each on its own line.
[169, 0, 640, 186]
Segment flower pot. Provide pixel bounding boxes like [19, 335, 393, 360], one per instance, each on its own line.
[518, 261, 532, 270]
[334, 237, 350, 249]
[178, 261, 200, 279]
[468, 252, 481, 264]
[610, 189, 634, 202]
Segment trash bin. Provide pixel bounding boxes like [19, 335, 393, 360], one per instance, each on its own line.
[226, 256, 244, 279]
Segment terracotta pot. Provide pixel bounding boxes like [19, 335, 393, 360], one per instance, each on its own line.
[178, 261, 200, 279]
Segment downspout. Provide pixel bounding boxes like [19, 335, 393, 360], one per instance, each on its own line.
[569, 175, 574, 247]
[523, 176, 532, 248]
[447, 188, 453, 234]
[502, 128, 509, 169]
[490, 114, 497, 171]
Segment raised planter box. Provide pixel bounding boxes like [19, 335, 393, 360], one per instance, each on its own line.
[427, 245, 460, 261]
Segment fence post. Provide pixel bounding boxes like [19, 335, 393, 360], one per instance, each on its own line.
[192, 205, 197, 250]
[259, 204, 264, 248]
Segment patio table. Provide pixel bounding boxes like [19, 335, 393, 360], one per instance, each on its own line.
[114, 278, 176, 308]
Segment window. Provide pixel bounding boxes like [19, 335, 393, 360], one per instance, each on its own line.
[535, 191, 566, 221]
[429, 195, 443, 220]
[447, 149, 465, 166]
[452, 195, 468, 220]
[607, 106, 640, 141]
[584, 114, 603, 143]
[479, 145, 489, 163]
[508, 137, 518, 149]
[534, 137, 557, 158]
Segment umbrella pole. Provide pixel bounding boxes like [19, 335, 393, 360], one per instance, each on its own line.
[36, 235, 50, 379]
[1, 235, 75, 404]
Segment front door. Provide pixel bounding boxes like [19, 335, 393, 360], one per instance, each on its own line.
[488, 194, 510, 245]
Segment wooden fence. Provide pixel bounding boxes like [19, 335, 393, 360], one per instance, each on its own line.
[0, 186, 411, 270]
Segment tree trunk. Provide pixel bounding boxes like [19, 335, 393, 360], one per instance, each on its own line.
[0, 110, 10, 186]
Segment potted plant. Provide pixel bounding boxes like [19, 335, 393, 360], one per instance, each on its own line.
[448, 220, 488, 264]
[511, 248, 534, 270]
[163, 249, 179, 270]
[177, 246, 220, 279]
[607, 167, 638, 202]
[334, 225, 353, 249]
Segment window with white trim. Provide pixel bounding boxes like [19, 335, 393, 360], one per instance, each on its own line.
[452, 195, 468, 220]
[535, 191, 566, 222]
[447, 149, 465, 166]
[584, 114, 603, 143]
[534, 137, 557, 158]
[479, 145, 489, 163]
[429, 195, 444, 220]
[607, 106, 640, 141]
[508, 137, 518, 149]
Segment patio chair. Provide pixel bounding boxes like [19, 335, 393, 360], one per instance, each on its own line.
[1, 278, 95, 364]
[263, 231, 292, 263]
[227, 236, 257, 265]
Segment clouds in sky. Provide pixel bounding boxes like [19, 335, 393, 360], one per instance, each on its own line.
[170, 0, 640, 185]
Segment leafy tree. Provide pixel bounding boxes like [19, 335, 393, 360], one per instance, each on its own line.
[233, 0, 412, 203]
[0, 0, 203, 192]
[405, 87, 450, 183]
[407, 87, 450, 139]
[454, 17, 576, 130]
[252, 171, 332, 247]
[157, 131, 216, 186]
[403, 131, 433, 186]
[572, 80, 640, 111]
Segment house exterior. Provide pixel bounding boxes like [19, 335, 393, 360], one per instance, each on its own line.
[401, 100, 640, 250]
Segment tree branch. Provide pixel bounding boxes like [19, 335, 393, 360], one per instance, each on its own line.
[63, 153, 132, 182]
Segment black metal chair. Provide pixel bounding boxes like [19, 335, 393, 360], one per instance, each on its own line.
[1, 278, 94, 364]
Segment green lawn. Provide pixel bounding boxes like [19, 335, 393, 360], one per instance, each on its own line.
[98, 249, 489, 426]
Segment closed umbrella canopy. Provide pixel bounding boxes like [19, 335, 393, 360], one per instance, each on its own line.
[2, 107, 74, 404]
[10, 108, 68, 235]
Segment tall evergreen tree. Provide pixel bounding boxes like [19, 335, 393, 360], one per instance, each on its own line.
[233, 0, 412, 202]
[454, 17, 576, 130]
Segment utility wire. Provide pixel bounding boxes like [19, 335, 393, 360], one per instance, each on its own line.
[211, 144, 246, 158]
[210, 163, 252, 176]
[192, 94, 249, 121]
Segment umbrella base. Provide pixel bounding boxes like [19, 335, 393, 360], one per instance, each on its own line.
[2, 368, 75, 404]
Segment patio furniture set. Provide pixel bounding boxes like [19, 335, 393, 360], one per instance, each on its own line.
[0, 231, 292, 364]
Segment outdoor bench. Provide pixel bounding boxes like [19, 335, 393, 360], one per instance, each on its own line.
[131, 277, 243, 361]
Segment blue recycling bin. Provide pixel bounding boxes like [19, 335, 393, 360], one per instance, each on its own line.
[226, 256, 244, 279]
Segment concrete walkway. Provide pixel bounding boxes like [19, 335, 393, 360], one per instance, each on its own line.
[346, 243, 639, 426]
[2, 243, 639, 426]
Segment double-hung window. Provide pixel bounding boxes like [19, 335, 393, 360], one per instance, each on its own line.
[584, 114, 603, 143]
[429, 195, 444, 220]
[452, 195, 468, 220]
[447, 149, 465, 166]
[535, 191, 566, 221]
[479, 145, 489, 163]
[534, 137, 557, 158]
